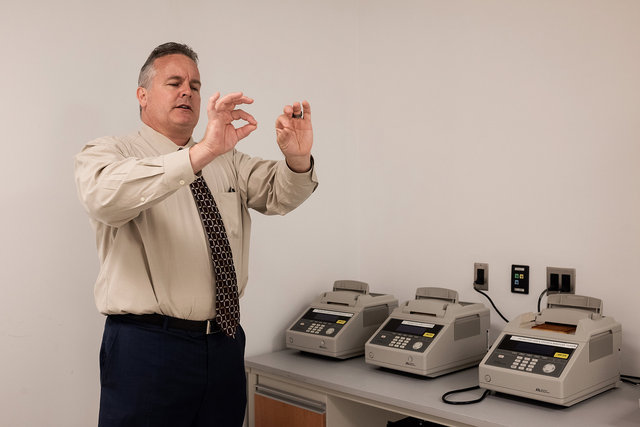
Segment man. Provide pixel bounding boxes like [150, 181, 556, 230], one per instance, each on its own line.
[75, 42, 318, 426]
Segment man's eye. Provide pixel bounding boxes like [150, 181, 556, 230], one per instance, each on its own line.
[191, 86, 200, 92]
[168, 83, 179, 87]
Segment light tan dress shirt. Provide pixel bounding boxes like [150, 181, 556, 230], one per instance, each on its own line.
[75, 124, 318, 320]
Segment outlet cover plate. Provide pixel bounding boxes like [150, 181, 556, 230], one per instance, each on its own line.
[474, 262, 489, 291]
[546, 267, 576, 294]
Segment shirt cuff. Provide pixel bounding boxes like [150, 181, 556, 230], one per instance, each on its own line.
[163, 148, 197, 189]
[278, 155, 318, 188]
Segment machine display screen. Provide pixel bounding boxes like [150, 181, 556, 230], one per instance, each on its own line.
[498, 334, 577, 359]
[302, 308, 353, 324]
[382, 318, 443, 337]
[395, 321, 434, 335]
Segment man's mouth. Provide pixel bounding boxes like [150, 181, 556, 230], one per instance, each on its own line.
[176, 104, 192, 111]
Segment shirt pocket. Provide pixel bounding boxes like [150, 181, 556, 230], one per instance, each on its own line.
[212, 191, 242, 238]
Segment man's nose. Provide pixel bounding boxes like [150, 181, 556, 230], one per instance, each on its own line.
[180, 83, 192, 97]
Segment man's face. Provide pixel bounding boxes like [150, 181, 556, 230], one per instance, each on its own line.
[138, 54, 201, 143]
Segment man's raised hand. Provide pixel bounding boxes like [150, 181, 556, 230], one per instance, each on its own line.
[190, 92, 257, 173]
[276, 100, 313, 173]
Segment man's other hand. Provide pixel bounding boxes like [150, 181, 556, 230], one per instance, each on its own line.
[276, 100, 313, 173]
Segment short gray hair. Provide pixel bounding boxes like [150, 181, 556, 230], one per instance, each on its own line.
[138, 42, 199, 88]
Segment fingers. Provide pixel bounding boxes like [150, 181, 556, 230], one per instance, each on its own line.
[231, 109, 257, 126]
[207, 92, 257, 130]
[210, 92, 254, 112]
[207, 92, 221, 115]
[301, 100, 311, 120]
[236, 123, 258, 141]
[275, 127, 293, 145]
[292, 102, 302, 118]
[282, 100, 311, 120]
[275, 115, 287, 130]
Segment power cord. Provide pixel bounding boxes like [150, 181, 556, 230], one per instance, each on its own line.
[473, 287, 509, 323]
[442, 385, 490, 405]
[441, 375, 637, 405]
[621, 374, 640, 385]
[537, 288, 548, 313]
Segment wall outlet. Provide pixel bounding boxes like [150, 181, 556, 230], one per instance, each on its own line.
[546, 267, 576, 294]
[474, 262, 489, 291]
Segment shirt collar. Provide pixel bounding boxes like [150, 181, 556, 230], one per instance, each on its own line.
[139, 122, 196, 153]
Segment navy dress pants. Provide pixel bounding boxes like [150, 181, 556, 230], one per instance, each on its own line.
[98, 315, 247, 427]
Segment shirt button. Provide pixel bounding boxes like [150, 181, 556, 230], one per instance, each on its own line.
[140, 197, 146, 202]
[179, 180, 185, 185]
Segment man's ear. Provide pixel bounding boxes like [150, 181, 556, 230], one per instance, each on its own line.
[136, 87, 147, 109]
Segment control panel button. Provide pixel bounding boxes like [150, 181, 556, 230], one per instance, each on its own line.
[542, 363, 556, 374]
[412, 342, 423, 350]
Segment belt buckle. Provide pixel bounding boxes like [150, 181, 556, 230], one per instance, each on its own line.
[206, 320, 215, 334]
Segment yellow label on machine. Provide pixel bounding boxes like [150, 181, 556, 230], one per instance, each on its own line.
[423, 332, 435, 338]
[554, 352, 569, 359]
[336, 320, 346, 324]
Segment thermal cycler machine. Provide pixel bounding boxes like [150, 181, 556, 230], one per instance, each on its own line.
[286, 280, 398, 359]
[479, 293, 621, 406]
[365, 287, 490, 377]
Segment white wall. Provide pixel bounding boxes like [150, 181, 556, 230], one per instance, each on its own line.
[0, 1, 358, 425]
[2, 1, 639, 426]
[356, 0, 640, 376]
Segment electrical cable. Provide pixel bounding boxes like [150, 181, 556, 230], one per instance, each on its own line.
[537, 288, 548, 313]
[441, 385, 490, 405]
[621, 374, 640, 385]
[473, 287, 509, 323]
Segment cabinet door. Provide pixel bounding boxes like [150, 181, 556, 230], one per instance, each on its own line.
[255, 388, 325, 427]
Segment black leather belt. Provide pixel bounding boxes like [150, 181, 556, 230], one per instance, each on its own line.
[115, 313, 222, 334]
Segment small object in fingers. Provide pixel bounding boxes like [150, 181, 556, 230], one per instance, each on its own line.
[292, 112, 303, 118]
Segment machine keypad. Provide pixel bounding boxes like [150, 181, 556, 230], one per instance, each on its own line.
[511, 355, 538, 371]
[368, 332, 430, 353]
[493, 351, 567, 377]
[306, 322, 326, 334]
[291, 317, 345, 337]
[389, 336, 411, 348]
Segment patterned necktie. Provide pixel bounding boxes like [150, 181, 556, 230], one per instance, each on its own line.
[190, 176, 240, 337]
